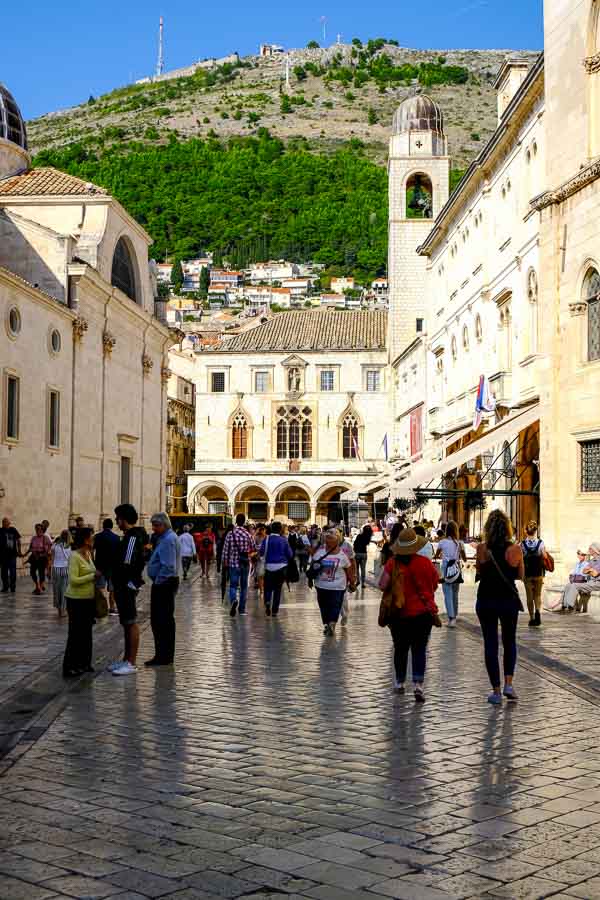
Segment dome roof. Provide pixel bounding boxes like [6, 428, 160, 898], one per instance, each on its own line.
[0, 84, 27, 150]
[392, 94, 444, 135]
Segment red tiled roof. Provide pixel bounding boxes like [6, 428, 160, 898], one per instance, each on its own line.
[0, 167, 108, 197]
[215, 309, 387, 352]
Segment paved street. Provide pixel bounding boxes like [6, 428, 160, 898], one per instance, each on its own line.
[4, 573, 600, 898]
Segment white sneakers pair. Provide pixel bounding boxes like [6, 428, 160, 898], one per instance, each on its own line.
[107, 660, 137, 676]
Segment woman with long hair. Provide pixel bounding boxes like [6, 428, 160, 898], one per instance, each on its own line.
[476, 509, 524, 705]
[435, 520, 466, 627]
[62, 527, 99, 677]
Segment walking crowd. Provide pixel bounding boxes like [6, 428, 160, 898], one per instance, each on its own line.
[1, 504, 598, 708]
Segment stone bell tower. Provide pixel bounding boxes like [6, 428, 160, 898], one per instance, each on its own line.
[388, 94, 450, 361]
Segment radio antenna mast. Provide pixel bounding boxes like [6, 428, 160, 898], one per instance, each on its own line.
[320, 15, 327, 45]
[156, 16, 164, 78]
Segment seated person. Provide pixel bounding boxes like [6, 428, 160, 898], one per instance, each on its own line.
[562, 543, 600, 612]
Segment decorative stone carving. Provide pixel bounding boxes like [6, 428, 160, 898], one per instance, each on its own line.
[584, 53, 600, 74]
[142, 354, 154, 375]
[102, 330, 116, 356]
[531, 158, 600, 211]
[160, 365, 171, 385]
[72, 316, 88, 341]
[569, 302, 588, 317]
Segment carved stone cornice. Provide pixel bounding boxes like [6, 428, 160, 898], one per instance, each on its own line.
[72, 316, 88, 342]
[531, 158, 600, 211]
[102, 330, 116, 356]
[569, 301, 588, 317]
[584, 52, 600, 74]
[142, 354, 154, 376]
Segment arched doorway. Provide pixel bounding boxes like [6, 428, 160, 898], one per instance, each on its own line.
[192, 483, 229, 515]
[315, 484, 352, 528]
[235, 485, 269, 522]
[275, 486, 311, 523]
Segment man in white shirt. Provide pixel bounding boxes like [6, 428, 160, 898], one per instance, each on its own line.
[178, 525, 196, 580]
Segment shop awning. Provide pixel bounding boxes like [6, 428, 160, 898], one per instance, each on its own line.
[394, 403, 540, 498]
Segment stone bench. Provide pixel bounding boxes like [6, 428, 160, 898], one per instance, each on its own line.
[544, 582, 600, 614]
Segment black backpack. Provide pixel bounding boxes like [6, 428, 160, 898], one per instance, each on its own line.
[522, 540, 544, 578]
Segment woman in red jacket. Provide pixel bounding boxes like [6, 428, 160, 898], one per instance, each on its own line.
[378, 527, 441, 702]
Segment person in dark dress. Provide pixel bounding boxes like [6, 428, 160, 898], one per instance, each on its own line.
[476, 509, 525, 706]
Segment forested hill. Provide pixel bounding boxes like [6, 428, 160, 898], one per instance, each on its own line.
[34, 132, 392, 280]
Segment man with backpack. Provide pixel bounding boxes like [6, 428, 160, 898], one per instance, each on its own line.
[521, 520, 546, 627]
[222, 514, 255, 617]
[194, 522, 216, 578]
[109, 504, 148, 676]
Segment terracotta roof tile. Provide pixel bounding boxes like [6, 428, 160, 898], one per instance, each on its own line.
[215, 309, 387, 352]
[0, 167, 108, 197]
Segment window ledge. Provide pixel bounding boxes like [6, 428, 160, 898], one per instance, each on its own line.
[519, 353, 540, 368]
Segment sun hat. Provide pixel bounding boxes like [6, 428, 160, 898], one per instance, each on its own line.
[590, 541, 600, 556]
[390, 527, 428, 557]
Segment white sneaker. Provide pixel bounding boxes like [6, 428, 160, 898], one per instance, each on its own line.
[107, 660, 125, 672]
[447, 619, 457, 628]
[112, 662, 137, 676]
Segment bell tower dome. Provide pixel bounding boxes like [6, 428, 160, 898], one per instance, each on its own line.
[387, 93, 450, 360]
[0, 84, 30, 180]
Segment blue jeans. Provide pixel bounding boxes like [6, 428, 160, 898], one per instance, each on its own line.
[442, 579, 460, 619]
[229, 565, 249, 611]
[316, 588, 345, 624]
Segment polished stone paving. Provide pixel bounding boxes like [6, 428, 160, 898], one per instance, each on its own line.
[4, 572, 600, 897]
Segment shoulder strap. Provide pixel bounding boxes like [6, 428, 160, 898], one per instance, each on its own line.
[487, 548, 519, 596]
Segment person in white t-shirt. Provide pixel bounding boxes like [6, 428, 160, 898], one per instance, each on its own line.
[51, 530, 72, 617]
[178, 525, 196, 580]
[312, 529, 351, 636]
[435, 521, 466, 627]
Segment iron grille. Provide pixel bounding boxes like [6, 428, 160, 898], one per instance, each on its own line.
[589, 299, 600, 362]
[581, 440, 600, 492]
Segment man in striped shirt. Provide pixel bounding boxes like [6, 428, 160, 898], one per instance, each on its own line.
[222, 514, 256, 618]
[109, 504, 148, 675]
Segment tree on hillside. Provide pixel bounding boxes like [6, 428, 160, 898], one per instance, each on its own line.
[306, 40, 320, 49]
[199, 266, 210, 298]
[171, 257, 184, 293]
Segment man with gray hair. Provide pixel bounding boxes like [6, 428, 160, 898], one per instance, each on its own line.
[562, 542, 600, 612]
[146, 512, 181, 666]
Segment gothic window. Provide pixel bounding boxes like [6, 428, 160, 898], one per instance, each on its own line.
[584, 268, 600, 361]
[451, 335, 458, 361]
[276, 406, 312, 459]
[342, 413, 359, 459]
[231, 412, 248, 459]
[475, 314, 483, 342]
[462, 326, 469, 351]
[111, 238, 137, 302]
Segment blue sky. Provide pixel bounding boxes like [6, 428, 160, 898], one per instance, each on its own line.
[5, 0, 543, 120]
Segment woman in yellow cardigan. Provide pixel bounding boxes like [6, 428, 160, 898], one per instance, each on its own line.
[63, 527, 99, 677]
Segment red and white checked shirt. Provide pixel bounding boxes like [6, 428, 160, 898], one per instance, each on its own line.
[222, 526, 255, 567]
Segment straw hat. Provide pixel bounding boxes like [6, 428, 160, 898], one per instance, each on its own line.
[390, 527, 428, 557]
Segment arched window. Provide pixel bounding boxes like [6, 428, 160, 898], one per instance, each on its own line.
[451, 335, 458, 361]
[232, 412, 248, 459]
[343, 413, 359, 459]
[475, 314, 483, 342]
[527, 269, 539, 355]
[462, 326, 469, 351]
[584, 267, 600, 361]
[111, 238, 137, 302]
[276, 406, 312, 459]
[406, 173, 433, 219]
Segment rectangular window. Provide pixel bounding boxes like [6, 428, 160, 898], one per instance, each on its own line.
[366, 370, 381, 392]
[410, 406, 423, 457]
[5, 374, 19, 440]
[320, 370, 335, 392]
[211, 372, 226, 393]
[208, 501, 229, 515]
[48, 390, 60, 449]
[120, 457, 131, 504]
[416, 317, 424, 333]
[581, 439, 600, 492]
[248, 501, 268, 520]
[288, 501, 309, 520]
[255, 371, 269, 393]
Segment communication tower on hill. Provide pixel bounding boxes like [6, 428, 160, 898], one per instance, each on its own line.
[320, 15, 327, 45]
[156, 16, 165, 78]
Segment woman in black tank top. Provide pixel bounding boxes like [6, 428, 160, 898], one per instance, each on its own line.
[476, 510, 525, 706]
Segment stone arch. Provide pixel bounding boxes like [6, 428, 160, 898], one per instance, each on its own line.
[274, 483, 312, 522]
[111, 234, 141, 304]
[404, 170, 434, 219]
[188, 480, 230, 514]
[315, 481, 353, 527]
[234, 481, 270, 521]
[582, 264, 600, 362]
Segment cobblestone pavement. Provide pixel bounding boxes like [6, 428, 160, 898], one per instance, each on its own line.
[5, 574, 600, 898]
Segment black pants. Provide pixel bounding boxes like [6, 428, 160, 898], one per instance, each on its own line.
[1, 556, 17, 591]
[150, 578, 179, 663]
[264, 568, 287, 614]
[182, 556, 192, 578]
[389, 614, 433, 684]
[476, 604, 519, 688]
[30, 557, 47, 585]
[297, 553, 309, 574]
[63, 597, 95, 674]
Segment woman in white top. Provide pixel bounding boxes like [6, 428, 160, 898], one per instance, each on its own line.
[178, 525, 196, 580]
[51, 530, 72, 617]
[311, 529, 352, 636]
[435, 521, 466, 627]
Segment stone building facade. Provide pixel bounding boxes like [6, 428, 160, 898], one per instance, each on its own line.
[0, 84, 171, 535]
[184, 310, 390, 525]
[166, 371, 195, 514]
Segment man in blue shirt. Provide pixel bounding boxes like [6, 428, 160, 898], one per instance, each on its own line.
[146, 512, 181, 667]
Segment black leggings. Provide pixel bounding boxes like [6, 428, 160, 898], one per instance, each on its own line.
[389, 614, 432, 684]
[476, 605, 519, 688]
[63, 597, 95, 674]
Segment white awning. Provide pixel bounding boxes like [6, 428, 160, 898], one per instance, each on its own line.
[394, 403, 540, 498]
